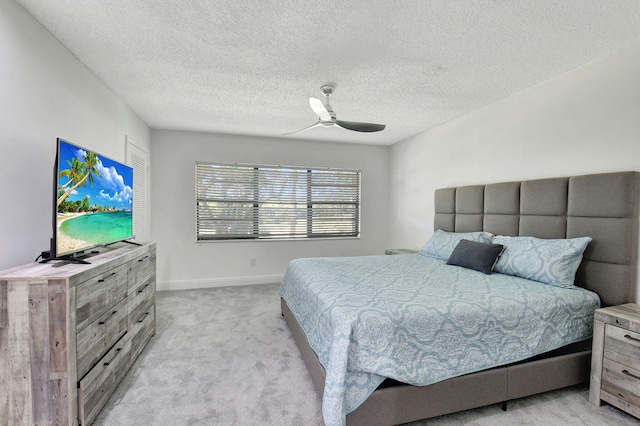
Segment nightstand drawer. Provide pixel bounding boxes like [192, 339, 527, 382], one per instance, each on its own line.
[602, 357, 640, 399]
[590, 303, 640, 419]
[604, 324, 640, 367]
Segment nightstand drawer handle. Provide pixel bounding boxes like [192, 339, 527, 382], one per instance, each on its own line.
[624, 334, 640, 343]
[622, 370, 640, 381]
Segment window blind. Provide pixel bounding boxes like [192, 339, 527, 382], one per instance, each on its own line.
[196, 162, 360, 240]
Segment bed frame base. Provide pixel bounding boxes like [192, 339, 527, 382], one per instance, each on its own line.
[282, 298, 591, 426]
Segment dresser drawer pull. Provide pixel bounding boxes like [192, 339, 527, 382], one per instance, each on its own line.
[622, 370, 640, 381]
[138, 255, 150, 263]
[137, 283, 151, 294]
[103, 348, 123, 366]
[137, 312, 150, 323]
[99, 310, 118, 325]
[98, 272, 117, 282]
[624, 334, 640, 343]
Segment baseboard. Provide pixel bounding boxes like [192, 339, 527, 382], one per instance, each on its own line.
[156, 274, 284, 291]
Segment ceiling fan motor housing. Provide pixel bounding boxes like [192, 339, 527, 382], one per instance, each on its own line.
[320, 85, 334, 97]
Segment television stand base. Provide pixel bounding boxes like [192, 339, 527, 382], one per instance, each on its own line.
[102, 239, 142, 249]
[40, 252, 92, 265]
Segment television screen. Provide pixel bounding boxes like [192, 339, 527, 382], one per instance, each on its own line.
[54, 138, 133, 258]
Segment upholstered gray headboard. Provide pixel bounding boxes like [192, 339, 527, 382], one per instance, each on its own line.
[434, 171, 640, 307]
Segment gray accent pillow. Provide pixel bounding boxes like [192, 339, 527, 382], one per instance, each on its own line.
[446, 239, 505, 275]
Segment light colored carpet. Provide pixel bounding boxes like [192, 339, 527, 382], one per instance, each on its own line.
[94, 283, 639, 426]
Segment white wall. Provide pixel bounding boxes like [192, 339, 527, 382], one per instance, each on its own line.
[0, 0, 150, 270]
[389, 44, 640, 297]
[151, 130, 389, 290]
[390, 44, 640, 250]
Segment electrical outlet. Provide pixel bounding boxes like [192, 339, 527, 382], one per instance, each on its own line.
[250, 258, 256, 267]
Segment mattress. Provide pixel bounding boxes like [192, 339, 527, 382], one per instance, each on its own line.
[279, 254, 600, 426]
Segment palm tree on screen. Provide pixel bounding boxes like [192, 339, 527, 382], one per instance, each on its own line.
[57, 151, 103, 208]
[58, 156, 84, 191]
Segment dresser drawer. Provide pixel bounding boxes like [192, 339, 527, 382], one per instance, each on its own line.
[79, 334, 132, 426]
[76, 264, 128, 332]
[128, 277, 155, 328]
[604, 324, 640, 367]
[77, 297, 129, 379]
[130, 306, 155, 362]
[128, 250, 156, 294]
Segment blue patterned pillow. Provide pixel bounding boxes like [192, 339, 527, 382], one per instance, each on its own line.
[420, 230, 493, 261]
[492, 235, 592, 288]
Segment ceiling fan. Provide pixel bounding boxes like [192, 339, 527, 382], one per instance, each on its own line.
[284, 85, 386, 135]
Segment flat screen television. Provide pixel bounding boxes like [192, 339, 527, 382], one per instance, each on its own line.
[48, 138, 134, 262]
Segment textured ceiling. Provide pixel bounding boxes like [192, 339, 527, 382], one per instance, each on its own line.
[15, 0, 640, 145]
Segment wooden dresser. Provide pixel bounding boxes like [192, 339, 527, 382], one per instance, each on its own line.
[590, 303, 640, 419]
[0, 242, 156, 425]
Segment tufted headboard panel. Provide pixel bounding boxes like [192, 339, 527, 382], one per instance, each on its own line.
[434, 171, 640, 306]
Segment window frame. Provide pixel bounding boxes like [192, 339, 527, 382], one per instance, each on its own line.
[195, 162, 361, 241]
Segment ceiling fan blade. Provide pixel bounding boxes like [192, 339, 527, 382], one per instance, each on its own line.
[335, 120, 386, 132]
[309, 98, 332, 121]
[282, 120, 325, 136]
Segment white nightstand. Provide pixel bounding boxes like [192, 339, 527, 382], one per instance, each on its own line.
[384, 248, 418, 255]
[590, 303, 640, 419]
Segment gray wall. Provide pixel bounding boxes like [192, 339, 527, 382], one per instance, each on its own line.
[0, 0, 150, 270]
[151, 130, 390, 290]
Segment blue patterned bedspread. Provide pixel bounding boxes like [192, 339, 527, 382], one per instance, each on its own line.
[279, 254, 600, 426]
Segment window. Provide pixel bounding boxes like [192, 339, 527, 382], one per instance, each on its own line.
[196, 162, 360, 240]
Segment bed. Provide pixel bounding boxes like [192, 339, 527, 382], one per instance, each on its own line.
[280, 171, 640, 426]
